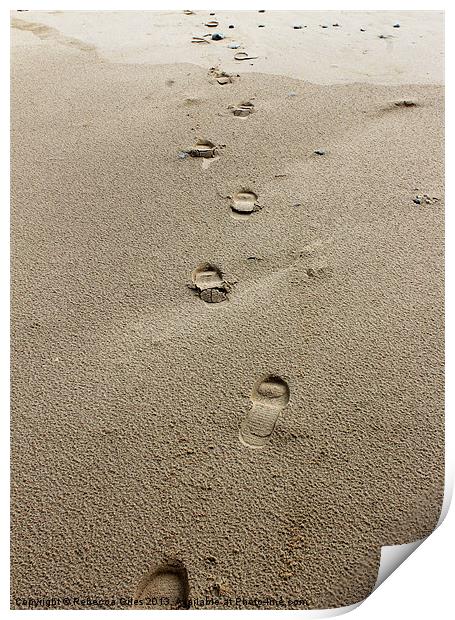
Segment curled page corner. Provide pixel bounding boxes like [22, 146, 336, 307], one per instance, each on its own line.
[372, 469, 452, 593]
[323, 474, 453, 618]
[373, 538, 425, 591]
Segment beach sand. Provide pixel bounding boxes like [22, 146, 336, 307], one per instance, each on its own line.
[11, 10, 444, 610]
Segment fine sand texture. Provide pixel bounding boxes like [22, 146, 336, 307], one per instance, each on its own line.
[11, 10, 444, 610]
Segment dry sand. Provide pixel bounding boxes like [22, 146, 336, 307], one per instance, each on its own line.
[11, 10, 444, 610]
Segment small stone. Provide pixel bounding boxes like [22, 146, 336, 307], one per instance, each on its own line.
[227, 43, 240, 49]
[287, 91, 297, 97]
[293, 25, 303, 29]
[259, 9, 265, 12]
[413, 194, 439, 206]
[321, 25, 328, 28]
[393, 23, 400, 28]
[333, 23, 340, 27]
[360, 28, 366, 32]
[314, 149, 326, 155]
[228, 24, 234, 28]
[178, 151, 189, 159]
[258, 24, 265, 28]
[211, 32, 224, 41]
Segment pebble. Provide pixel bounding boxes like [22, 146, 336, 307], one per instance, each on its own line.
[227, 43, 240, 49]
[287, 91, 297, 97]
[178, 151, 189, 159]
[360, 28, 366, 32]
[211, 32, 224, 41]
[314, 149, 326, 156]
[228, 24, 234, 29]
[293, 25, 303, 29]
[393, 23, 400, 28]
[413, 194, 439, 205]
[258, 24, 265, 28]
[333, 23, 340, 27]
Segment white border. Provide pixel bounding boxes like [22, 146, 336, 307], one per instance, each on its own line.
[4, 2, 451, 618]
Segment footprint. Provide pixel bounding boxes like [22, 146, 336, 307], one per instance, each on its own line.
[135, 560, 189, 609]
[209, 67, 236, 85]
[191, 262, 229, 303]
[230, 190, 259, 220]
[240, 376, 290, 448]
[230, 101, 255, 117]
[186, 138, 217, 158]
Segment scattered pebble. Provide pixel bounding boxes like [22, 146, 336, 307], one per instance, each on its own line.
[259, 9, 265, 12]
[234, 51, 258, 61]
[211, 32, 225, 41]
[413, 194, 439, 205]
[292, 203, 302, 208]
[287, 91, 297, 97]
[293, 25, 303, 29]
[333, 23, 340, 27]
[378, 34, 392, 39]
[228, 24, 234, 29]
[321, 25, 328, 28]
[393, 23, 400, 28]
[258, 24, 265, 28]
[360, 28, 366, 32]
[314, 149, 326, 156]
[227, 43, 240, 49]
[178, 151, 189, 159]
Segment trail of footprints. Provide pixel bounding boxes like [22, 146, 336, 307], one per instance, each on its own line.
[135, 13, 428, 605]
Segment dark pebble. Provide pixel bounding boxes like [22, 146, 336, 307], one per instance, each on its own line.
[228, 24, 234, 28]
[293, 25, 303, 29]
[314, 149, 326, 156]
[211, 33, 224, 41]
[259, 9, 265, 12]
[360, 28, 366, 32]
[393, 23, 400, 28]
[258, 24, 265, 28]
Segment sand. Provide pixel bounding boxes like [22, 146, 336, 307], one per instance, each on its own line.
[10, 10, 444, 611]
